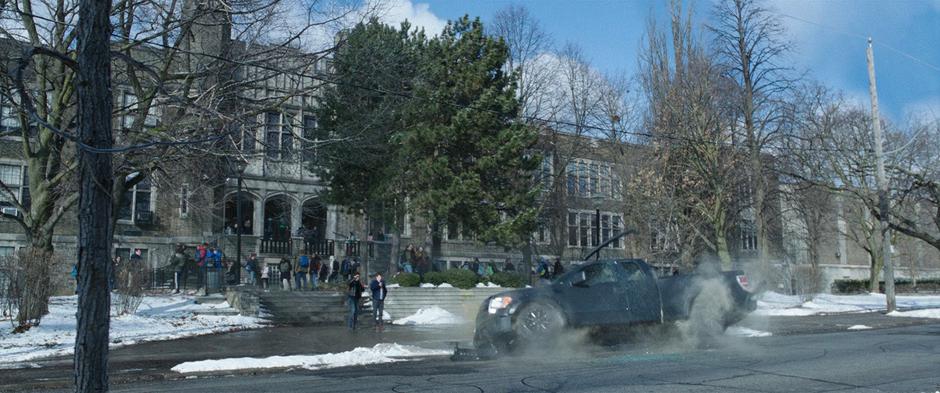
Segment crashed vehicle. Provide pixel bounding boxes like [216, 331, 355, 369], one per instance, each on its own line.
[473, 257, 756, 354]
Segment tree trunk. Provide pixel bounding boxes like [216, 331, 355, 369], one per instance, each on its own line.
[74, 0, 114, 389]
[716, 232, 732, 270]
[430, 221, 441, 271]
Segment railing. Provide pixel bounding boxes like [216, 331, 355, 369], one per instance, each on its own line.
[344, 241, 360, 257]
[260, 238, 292, 255]
[149, 263, 230, 294]
[304, 240, 335, 257]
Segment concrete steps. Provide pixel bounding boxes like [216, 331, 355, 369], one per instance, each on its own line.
[383, 287, 507, 320]
[258, 290, 371, 325]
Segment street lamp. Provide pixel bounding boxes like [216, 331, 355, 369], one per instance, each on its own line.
[234, 159, 247, 285]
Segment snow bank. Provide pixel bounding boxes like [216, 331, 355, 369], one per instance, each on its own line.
[0, 295, 262, 365]
[475, 282, 501, 288]
[387, 283, 401, 288]
[419, 283, 436, 288]
[887, 308, 940, 319]
[437, 283, 453, 288]
[171, 343, 449, 373]
[754, 292, 940, 316]
[847, 325, 872, 330]
[392, 306, 463, 325]
[725, 326, 772, 337]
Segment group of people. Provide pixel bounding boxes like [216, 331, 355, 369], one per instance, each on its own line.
[398, 244, 430, 274]
[344, 271, 388, 331]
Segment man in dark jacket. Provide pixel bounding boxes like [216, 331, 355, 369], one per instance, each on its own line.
[347, 272, 365, 330]
[369, 273, 388, 330]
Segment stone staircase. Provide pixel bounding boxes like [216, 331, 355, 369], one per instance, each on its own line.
[225, 288, 372, 325]
[382, 287, 506, 321]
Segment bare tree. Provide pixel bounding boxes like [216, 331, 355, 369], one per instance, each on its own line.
[638, 0, 743, 269]
[491, 4, 554, 120]
[710, 0, 793, 269]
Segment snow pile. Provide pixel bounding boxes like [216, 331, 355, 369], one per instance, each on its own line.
[171, 343, 450, 373]
[847, 325, 872, 330]
[419, 283, 436, 288]
[475, 282, 501, 288]
[387, 283, 401, 288]
[437, 283, 453, 288]
[887, 308, 940, 319]
[392, 306, 463, 325]
[755, 292, 940, 316]
[725, 326, 772, 337]
[0, 295, 262, 365]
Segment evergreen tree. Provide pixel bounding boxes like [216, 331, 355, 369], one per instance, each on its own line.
[401, 16, 539, 262]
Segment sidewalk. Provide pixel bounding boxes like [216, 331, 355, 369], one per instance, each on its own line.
[0, 322, 472, 391]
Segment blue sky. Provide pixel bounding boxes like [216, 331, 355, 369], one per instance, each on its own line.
[377, 0, 940, 124]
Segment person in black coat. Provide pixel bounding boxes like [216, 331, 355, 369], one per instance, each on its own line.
[346, 272, 365, 330]
[369, 273, 388, 330]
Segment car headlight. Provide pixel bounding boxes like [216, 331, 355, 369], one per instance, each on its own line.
[488, 296, 513, 314]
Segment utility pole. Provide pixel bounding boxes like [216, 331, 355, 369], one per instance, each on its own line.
[866, 37, 896, 312]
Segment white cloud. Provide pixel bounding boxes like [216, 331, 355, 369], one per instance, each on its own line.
[373, 0, 447, 36]
[902, 96, 940, 122]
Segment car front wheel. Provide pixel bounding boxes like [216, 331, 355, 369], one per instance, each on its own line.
[513, 302, 565, 345]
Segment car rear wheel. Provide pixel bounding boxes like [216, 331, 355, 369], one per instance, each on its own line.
[513, 302, 565, 345]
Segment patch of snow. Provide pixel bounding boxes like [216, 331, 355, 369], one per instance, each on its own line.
[387, 283, 401, 288]
[419, 283, 436, 288]
[847, 325, 872, 330]
[0, 295, 263, 364]
[754, 292, 940, 317]
[382, 311, 392, 321]
[887, 308, 940, 319]
[437, 283, 453, 288]
[475, 282, 501, 288]
[171, 343, 450, 373]
[392, 306, 463, 325]
[725, 326, 772, 337]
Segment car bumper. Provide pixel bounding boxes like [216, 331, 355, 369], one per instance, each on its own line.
[473, 310, 514, 349]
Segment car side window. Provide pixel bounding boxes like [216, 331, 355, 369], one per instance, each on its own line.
[619, 262, 645, 282]
[583, 264, 618, 286]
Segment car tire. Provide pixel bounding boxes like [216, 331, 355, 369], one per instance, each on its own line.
[512, 301, 565, 347]
[688, 294, 731, 342]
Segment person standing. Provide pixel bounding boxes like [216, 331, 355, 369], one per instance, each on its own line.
[310, 254, 321, 290]
[369, 273, 388, 330]
[329, 255, 339, 282]
[244, 253, 258, 286]
[279, 257, 292, 291]
[552, 258, 565, 278]
[296, 254, 310, 290]
[318, 255, 329, 284]
[346, 272, 364, 330]
[260, 263, 270, 290]
[170, 244, 189, 293]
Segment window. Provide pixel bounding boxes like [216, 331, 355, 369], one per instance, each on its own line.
[539, 154, 552, 191]
[566, 163, 577, 194]
[121, 92, 137, 129]
[1, 99, 21, 132]
[302, 115, 320, 163]
[740, 221, 757, 251]
[611, 215, 622, 248]
[179, 183, 190, 218]
[0, 163, 29, 215]
[565, 159, 618, 199]
[535, 220, 550, 244]
[240, 118, 258, 153]
[567, 212, 578, 246]
[579, 213, 590, 247]
[118, 177, 153, 224]
[264, 112, 294, 160]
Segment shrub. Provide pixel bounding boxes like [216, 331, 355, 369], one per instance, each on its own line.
[422, 271, 446, 286]
[0, 248, 65, 330]
[441, 269, 479, 289]
[489, 272, 526, 288]
[391, 272, 420, 287]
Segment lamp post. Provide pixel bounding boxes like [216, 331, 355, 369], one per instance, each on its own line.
[234, 159, 247, 285]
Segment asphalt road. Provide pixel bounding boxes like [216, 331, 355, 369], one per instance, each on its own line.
[4, 312, 940, 392]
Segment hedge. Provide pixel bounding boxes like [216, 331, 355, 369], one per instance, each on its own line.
[391, 272, 421, 287]
[489, 272, 527, 288]
[832, 278, 940, 294]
